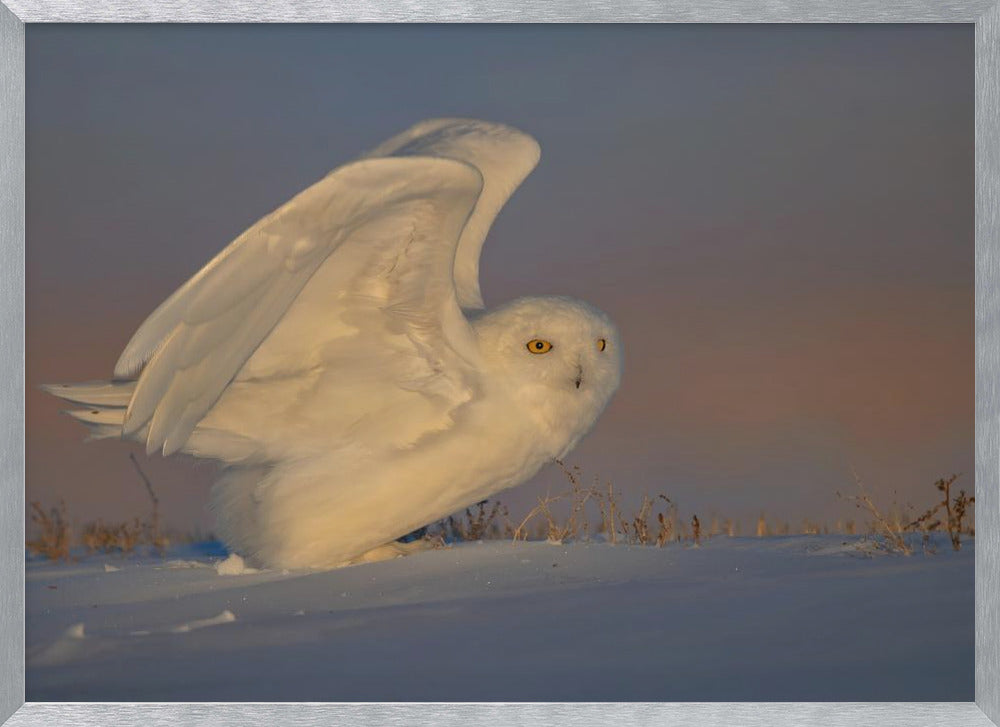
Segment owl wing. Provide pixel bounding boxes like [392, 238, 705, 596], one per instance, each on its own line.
[114, 120, 541, 458]
[115, 156, 485, 456]
[365, 119, 541, 309]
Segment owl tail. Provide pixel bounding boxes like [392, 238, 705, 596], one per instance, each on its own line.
[42, 379, 259, 463]
[40, 380, 135, 441]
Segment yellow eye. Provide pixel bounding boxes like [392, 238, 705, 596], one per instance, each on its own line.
[526, 339, 553, 354]
[597, 338, 607, 352]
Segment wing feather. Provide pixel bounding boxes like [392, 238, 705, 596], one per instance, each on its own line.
[119, 156, 484, 455]
[366, 118, 541, 309]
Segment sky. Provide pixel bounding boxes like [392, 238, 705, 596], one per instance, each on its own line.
[25, 24, 973, 535]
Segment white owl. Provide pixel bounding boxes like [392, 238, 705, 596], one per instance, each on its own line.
[44, 119, 623, 569]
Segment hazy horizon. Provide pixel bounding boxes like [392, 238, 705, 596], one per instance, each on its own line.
[26, 24, 973, 536]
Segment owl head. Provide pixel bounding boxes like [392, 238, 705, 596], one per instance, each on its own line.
[472, 296, 622, 448]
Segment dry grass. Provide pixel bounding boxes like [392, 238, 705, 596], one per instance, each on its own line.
[835, 519, 857, 535]
[81, 517, 144, 555]
[26, 501, 72, 561]
[836, 472, 976, 555]
[27, 454, 170, 561]
[455, 463, 908, 548]
[509, 462, 712, 548]
[439, 500, 510, 542]
[512, 462, 596, 542]
[500, 464, 974, 552]
[904, 474, 975, 551]
[800, 520, 822, 535]
[30, 455, 976, 561]
[130, 452, 169, 553]
[423, 464, 978, 555]
[655, 510, 673, 547]
[837, 472, 913, 555]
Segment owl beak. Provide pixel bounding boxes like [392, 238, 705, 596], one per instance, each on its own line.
[574, 364, 583, 390]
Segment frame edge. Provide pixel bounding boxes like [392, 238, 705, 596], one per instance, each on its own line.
[976, 0, 1000, 723]
[3, 3, 998, 726]
[0, 0, 25, 724]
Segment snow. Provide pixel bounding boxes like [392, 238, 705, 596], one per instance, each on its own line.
[25, 534, 973, 701]
[214, 553, 258, 576]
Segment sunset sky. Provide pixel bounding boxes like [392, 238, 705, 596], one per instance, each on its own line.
[26, 24, 973, 534]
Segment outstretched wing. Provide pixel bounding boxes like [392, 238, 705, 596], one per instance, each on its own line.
[366, 118, 541, 309]
[115, 156, 485, 456]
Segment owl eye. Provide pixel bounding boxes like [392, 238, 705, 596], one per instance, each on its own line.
[597, 338, 607, 352]
[526, 339, 553, 354]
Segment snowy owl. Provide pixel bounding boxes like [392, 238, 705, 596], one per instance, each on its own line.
[44, 119, 623, 569]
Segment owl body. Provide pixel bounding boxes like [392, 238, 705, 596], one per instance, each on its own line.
[213, 392, 548, 568]
[208, 296, 620, 567]
[45, 120, 623, 569]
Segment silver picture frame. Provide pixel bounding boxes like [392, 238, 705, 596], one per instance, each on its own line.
[1, 3, 997, 726]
